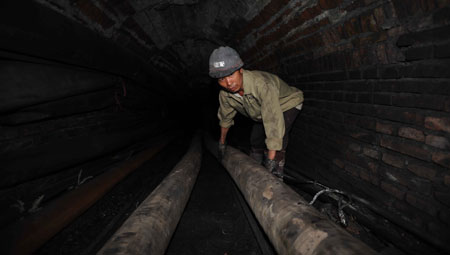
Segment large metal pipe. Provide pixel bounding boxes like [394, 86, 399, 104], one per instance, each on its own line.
[98, 133, 202, 255]
[1, 136, 172, 255]
[205, 136, 377, 255]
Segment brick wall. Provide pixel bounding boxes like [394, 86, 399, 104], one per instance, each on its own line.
[234, 0, 450, 250]
[0, 59, 169, 227]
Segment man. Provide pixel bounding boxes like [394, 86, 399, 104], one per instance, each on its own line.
[209, 46, 304, 179]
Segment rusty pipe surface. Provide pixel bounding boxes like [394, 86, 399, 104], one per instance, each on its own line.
[98, 132, 202, 255]
[205, 136, 378, 255]
[2, 136, 172, 255]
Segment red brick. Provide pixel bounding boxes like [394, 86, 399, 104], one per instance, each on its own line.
[380, 136, 430, 160]
[364, 0, 378, 5]
[348, 143, 361, 152]
[258, 16, 282, 37]
[235, 0, 291, 41]
[368, 161, 379, 173]
[393, 0, 423, 17]
[445, 175, 450, 186]
[418, 0, 437, 12]
[359, 33, 376, 46]
[445, 98, 450, 112]
[382, 152, 405, 168]
[435, 191, 450, 207]
[289, 18, 330, 42]
[345, 164, 360, 176]
[389, 199, 411, 214]
[386, 38, 405, 62]
[319, 0, 342, 9]
[425, 116, 450, 133]
[407, 163, 437, 179]
[425, 135, 450, 149]
[376, 122, 395, 134]
[361, 166, 380, 186]
[370, 173, 380, 186]
[437, 0, 450, 8]
[343, 17, 361, 38]
[333, 158, 345, 168]
[432, 151, 450, 168]
[393, 94, 446, 110]
[428, 221, 450, 242]
[393, 200, 415, 218]
[363, 147, 380, 159]
[273, 5, 322, 43]
[410, 215, 425, 229]
[406, 193, 437, 216]
[349, 129, 378, 144]
[360, 168, 371, 182]
[360, 46, 372, 66]
[398, 127, 425, 142]
[344, 0, 363, 11]
[328, 26, 343, 44]
[410, 0, 423, 14]
[373, 6, 385, 25]
[117, 1, 135, 16]
[123, 18, 153, 44]
[376, 44, 388, 64]
[321, 30, 334, 47]
[307, 4, 324, 17]
[376, 31, 389, 43]
[439, 209, 450, 225]
[351, 49, 362, 68]
[409, 176, 433, 195]
[78, 0, 115, 30]
[381, 181, 406, 200]
[360, 13, 378, 33]
[387, 26, 405, 37]
[375, 106, 424, 125]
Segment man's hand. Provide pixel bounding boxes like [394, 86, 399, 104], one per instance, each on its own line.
[218, 142, 226, 161]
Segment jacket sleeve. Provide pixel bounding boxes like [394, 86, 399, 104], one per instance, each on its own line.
[258, 82, 284, 151]
[218, 92, 237, 128]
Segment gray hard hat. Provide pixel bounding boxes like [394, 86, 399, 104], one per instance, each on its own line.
[209, 46, 244, 78]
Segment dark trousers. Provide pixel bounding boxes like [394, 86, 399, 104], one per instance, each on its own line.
[250, 107, 299, 155]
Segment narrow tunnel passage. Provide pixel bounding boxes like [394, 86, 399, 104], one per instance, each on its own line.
[1, 0, 450, 254]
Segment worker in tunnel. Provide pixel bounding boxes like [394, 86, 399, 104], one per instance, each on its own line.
[209, 46, 304, 180]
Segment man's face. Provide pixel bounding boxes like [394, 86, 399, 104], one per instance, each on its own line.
[218, 68, 243, 93]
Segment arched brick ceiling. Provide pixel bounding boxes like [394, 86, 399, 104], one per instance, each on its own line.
[36, 0, 272, 78]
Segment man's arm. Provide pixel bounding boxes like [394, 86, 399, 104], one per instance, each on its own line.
[267, 150, 276, 160]
[258, 82, 285, 159]
[219, 127, 229, 144]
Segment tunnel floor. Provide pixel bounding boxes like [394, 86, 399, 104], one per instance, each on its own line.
[36, 137, 273, 254]
[166, 150, 272, 255]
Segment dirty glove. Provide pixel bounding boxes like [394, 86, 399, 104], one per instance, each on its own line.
[218, 142, 226, 161]
[264, 158, 278, 174]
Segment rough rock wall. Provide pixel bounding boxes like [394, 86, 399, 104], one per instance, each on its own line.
[234, 0, 450, 250]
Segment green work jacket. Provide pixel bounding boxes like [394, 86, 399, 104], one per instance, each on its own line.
[218, 69, 304, 151]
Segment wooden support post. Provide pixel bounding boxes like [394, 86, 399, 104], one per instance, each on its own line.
[98, 133, 202, 255]
[204, 136, 378, 255]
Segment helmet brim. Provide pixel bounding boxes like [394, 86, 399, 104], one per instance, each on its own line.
[209, 64, 243, 78]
